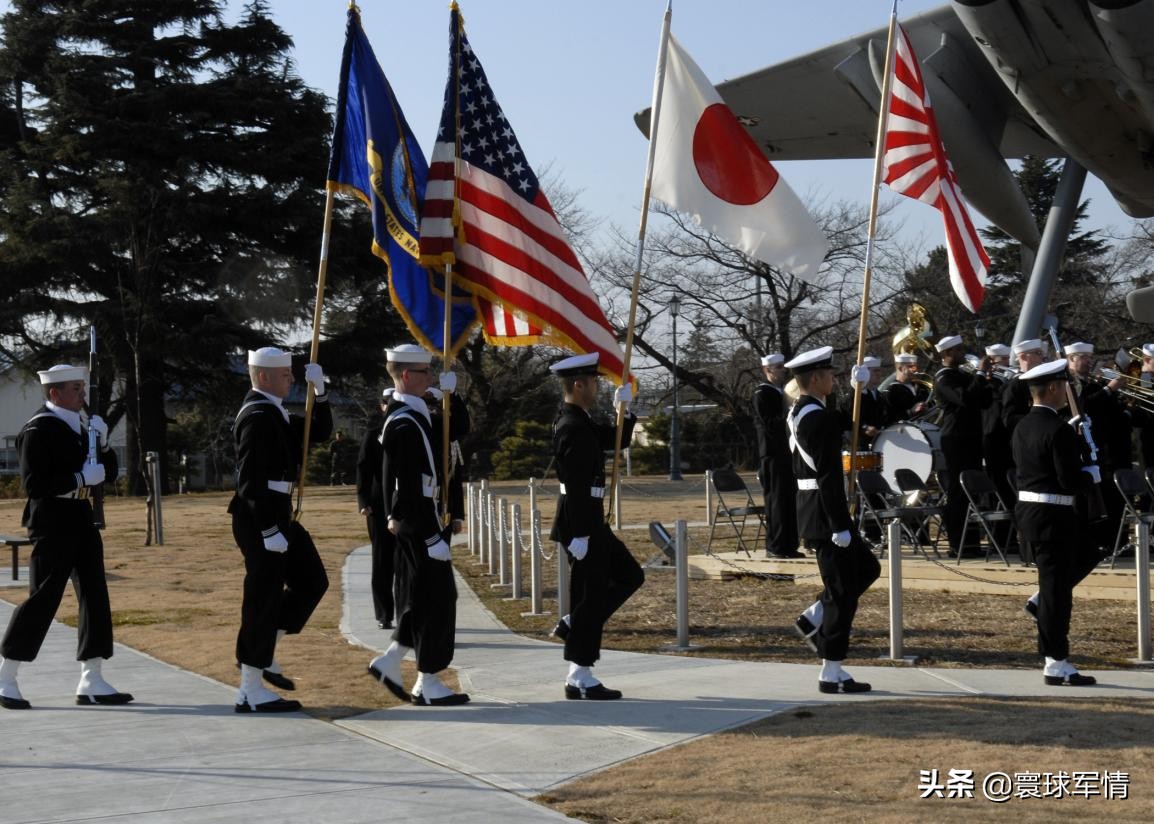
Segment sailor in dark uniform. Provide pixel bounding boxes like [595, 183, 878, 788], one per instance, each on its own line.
[230, 347, 331, 713]
[785, 347, 880, 694]
[932, 335, 994, 556]
[366, 344, 468, 706]
[549, 352, 643, 700]
[1001, 338, 1046, 442]
[752, 353, 800, 558]
[884, 353, 929, 422]
[357, 388, 396, 630]
[846, 356, 888, 447]
[0, 364, 130, 710]
[1012, 359, 1097, 686]
[981, 343, 1016, 549]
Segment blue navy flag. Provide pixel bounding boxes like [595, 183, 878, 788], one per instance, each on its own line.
[326, 7, 477, 355]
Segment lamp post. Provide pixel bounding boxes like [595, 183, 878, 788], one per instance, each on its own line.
[668, 294, 683, 481]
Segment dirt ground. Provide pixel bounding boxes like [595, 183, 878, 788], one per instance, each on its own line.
[2, 476, 1151, 822]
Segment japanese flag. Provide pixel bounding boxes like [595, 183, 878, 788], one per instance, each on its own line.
[650, 35, 829, 281]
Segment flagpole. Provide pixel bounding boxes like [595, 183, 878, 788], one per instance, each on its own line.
[847, 0, 899, 514]
[607, 0, 673, 521]
[295, 187, 336, 519]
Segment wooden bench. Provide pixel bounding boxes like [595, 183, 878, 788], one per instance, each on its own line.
[0, 534, 31, 582]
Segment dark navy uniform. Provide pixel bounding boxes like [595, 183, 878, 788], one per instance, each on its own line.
[933, 366, 993, 553]
[982, 372, 1016, 548]
[550, 403, 643, 667]
[885, 379, 928, 422]
[357, 413, 395, 627]
[381, 393, 462, 675]
[752, 381, 798, 555]
[229, 390, 331, 670]
[1012, 405, 1099, 664]
[1000, 375, 1032, 441]
[789, 395, 880, 662]
[1, 407, 118, 662]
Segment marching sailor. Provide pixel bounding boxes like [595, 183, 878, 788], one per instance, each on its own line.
[0, 364, 129, 710]
[230, 347, 331, 713]
[786, 347, 880, 693]
[752, 353, 800, 558]
[357, 387, 397, 630]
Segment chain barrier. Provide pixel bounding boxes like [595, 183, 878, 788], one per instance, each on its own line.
[535, 508, 555, 561]
[907, 547, 1037, 588]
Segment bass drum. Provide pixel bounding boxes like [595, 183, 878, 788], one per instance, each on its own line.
[873, 421, 943, 490]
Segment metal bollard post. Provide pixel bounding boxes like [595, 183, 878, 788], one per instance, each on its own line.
[675, 519, 690, 648]
[1136, 520, 1152, 662]
[478, 479, 489, 559]
[705, 469, 714, 525]
[614, 477, 622, 530]
[557, 542, 570, 619]
[466, 483, 475, 555]
[483, 491, 495, 569]
[523, 480, 548, 616]
[508, 502, 523, 599]
[488, 495, 500, 575]
[494, 497, 509, 586]
[145, 451, 164, 545]
[886, 519, 904, 660]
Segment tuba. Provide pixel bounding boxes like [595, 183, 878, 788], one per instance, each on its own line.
[891, 303, 938, 359]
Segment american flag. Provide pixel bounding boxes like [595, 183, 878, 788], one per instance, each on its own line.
[883, 24, 988, 313]
[419, 5, 628, 382]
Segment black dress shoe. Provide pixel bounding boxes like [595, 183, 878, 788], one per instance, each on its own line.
[1023, 600, 1038, 621]
[552, 618, 570, 641]
[233, 662, 295, 691]
[76, 692, 134, 706]
[367, 664, 411, 702]
[377, 619, 393, 630]
[767, 549, 805, 559]
[818, 678, 871, 694]
[794, 616, 819, 652]
[1044, 672, 1097, 686]
[565, 683, 622, 700]
[411, 691, 470, 706]
[234, 697, 302, 713]
[0, 695, 31, 710]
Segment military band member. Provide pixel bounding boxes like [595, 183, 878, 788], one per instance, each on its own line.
[932, 335, 994, 557]
[357, 388, 396, 630]
[884, 353, 928, 421]
[549, 352, 643, 700]
[367, 344, 468, 706]
[844, 356, 888, 447]
[753, 353, 800, 558]
[1012, 359, 1097, 686]
[786, 347, 880, 694]
[1001, 339, 1046, 440]
[0, 364, 130, 710]
[1136, 343, 1154, 468]
[230, 348, 331, 713]
[981, 343, 1015, 544]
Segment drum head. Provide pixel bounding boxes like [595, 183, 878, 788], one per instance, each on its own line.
[874, 423, 935, 489]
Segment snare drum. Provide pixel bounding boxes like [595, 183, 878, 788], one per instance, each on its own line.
[872, 421, 943, 489]
[841, 451, 882, 473]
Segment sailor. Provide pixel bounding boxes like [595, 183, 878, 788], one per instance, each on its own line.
[785, 347, 880, 694]
[230, 347, 331, 713]
[0, 364, 130, 710]
[846, 355, 888, 447]
[981, 343, 1016, 546]
[752, 353, 800, 558]
[366, 344, 468, 706]
[884, 353, 929, 421]
[932, 335, 994, 557]
[549, 352, 643, 700]
[1012, 359, 1097, 686]
[1001, 339, 1046, 440]
[357, 387, 397, 630]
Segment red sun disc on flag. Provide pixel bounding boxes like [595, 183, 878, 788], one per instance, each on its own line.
[691, 104, 779, 205]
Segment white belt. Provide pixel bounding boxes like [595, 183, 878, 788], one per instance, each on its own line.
[1018, 491, 1073, 506]
[797, 479, 819, 491]
[268, 480, 295, 495]
[559, 483, 606, 498]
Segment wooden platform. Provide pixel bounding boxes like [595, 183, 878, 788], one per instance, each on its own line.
[689, 549, 1150, 601]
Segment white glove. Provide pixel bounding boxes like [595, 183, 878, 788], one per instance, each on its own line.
[263, 531, 289, 553]
[88, 415, 109, 448]
[81, 462, 105, 486]
[849, 365, 870, 389]
[568, 536, 590, 560]
[438, 372, 457, 393]
[427, 539, 452, 562]
[1082, 465, 1102, 484]
[1067, 414, 1082, 430]
[832, 530, 852, 548]
[613, 384, 633, 410]
[304, 363, 326, 396]
[426, 386, 444, 402]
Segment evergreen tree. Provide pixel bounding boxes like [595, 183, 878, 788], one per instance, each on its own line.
[0, 0, 380, 492]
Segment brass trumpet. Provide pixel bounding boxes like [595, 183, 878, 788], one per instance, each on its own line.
[962, 354, 1018, 380]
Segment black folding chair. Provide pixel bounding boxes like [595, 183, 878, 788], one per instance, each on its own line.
[1112, 469, 1154, 569]
[958, 469, 1015, 565]
[892, 468, 944, 557]
[707, 467, 766, 556]
[858, 469, 942, 558]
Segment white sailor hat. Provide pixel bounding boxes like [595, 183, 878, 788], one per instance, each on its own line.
[1064, 342, 1094, 355]
[550, 351, 600, 377]
[760, 353, 785, 367]
[248, 347, 292, 368]
[862, 356, 881, 369]
[37, 364, 88, 385]
[783, 346, 834, 374]
[985, 344, 1011, 358]
[1142, 343, 1154, 359]
[1012, 338, 1043, 355]
[382, 387, 395, 400]
[934, 335, 962, 353]
[1019, 358, 1068, 385]
[894, 353, 918, 364]
[386, 343, 433, 364]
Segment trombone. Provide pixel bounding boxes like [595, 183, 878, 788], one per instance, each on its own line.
[1094, 366, 1154, 414]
